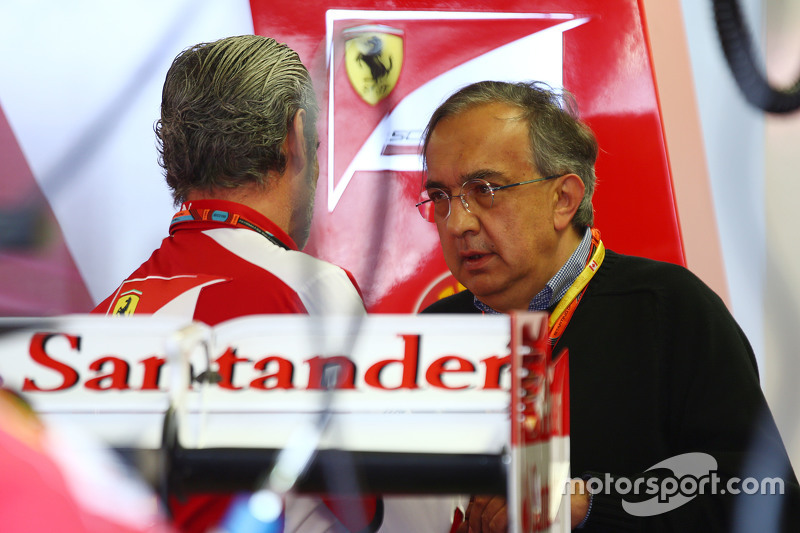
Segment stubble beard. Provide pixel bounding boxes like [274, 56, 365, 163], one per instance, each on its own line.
[293, 156, 318, 250]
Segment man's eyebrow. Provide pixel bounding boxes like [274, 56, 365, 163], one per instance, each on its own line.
[424, 169, 503, 189]
[423, 178, 447, 189]
[466, 169, 502, 181]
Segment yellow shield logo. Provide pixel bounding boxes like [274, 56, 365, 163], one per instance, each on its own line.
[113, 291, 140, 316]
[344, 25, 403, 105]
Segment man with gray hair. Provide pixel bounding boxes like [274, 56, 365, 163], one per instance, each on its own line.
[93, 35, 373, 532]
[420, 81, 799, 532]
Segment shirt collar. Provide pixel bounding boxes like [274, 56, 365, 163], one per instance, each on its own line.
[172, 199, 298, 250]
[474, 227, 592, 314]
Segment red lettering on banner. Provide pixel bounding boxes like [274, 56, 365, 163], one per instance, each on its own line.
[19, 333, 513, 393]
[482, 355, 510, 389]
[215, 347, 250, 390]
[22, 333, 80, 392]
[140, 356, 165, 390]
[306, 356, 356, 390]
[364, 334, 420, 390]
[426, 356, 476, 390]
[85, 357, 130, 391]
[251, 356, 294, 390]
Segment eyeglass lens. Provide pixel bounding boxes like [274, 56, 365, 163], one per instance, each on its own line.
[417, 179, 495, 222]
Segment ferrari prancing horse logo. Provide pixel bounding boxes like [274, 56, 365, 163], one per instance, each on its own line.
[344, 24, 403, 105]
[113, 290, 141, 316]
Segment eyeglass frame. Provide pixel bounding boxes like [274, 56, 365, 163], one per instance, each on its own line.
[415, 174, 561, 222]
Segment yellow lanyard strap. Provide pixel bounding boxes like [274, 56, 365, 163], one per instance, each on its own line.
[548, 228, 605, 340]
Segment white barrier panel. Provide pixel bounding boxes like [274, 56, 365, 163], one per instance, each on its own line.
[0, 313, 569, 532]
[0, 314, 510, 452]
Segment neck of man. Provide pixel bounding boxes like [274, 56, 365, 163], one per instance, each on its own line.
[184, 175, 292, 236]
[553, 224, 585, 273]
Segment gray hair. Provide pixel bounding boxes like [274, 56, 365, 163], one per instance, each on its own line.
[156, 35, 319, 204]
[422, 81, 597, 229]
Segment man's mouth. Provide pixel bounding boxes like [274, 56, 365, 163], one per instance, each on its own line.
[461, 251, 492, 269]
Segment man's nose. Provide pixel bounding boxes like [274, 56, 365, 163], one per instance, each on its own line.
[444, 196, 479, 235]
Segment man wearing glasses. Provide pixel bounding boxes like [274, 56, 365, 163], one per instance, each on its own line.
[420, 81, 799, 532]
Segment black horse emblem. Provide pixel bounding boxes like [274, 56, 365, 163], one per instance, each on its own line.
[356, 36, 393, 83]
[115, 296, 132, 315]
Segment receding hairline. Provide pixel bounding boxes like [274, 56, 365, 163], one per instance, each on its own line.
[423, 98, 535, 161]
[423, 100, 536, 170]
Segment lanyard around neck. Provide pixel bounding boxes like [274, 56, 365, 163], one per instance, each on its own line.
[548, 228, 604, 345]
[170, 206, 290, 250]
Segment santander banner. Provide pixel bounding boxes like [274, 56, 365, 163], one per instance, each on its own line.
[0, 311, 570, 529]
[0, 314, 522, 452]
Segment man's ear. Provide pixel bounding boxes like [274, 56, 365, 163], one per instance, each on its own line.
[553, 174, 585, 231]
[286, 109, 309, 173]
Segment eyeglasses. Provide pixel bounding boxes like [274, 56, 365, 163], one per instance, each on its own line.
[416, 175, 560, 222]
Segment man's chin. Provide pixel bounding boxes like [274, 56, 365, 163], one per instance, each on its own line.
[463, 283, 499, 304]
[464, 281, 524, 313]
